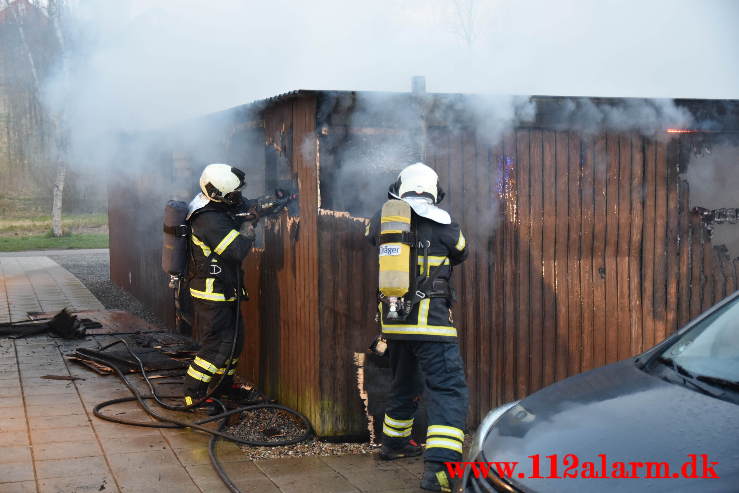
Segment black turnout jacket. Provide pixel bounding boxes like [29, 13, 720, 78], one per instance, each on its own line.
[187, 201, 252, 302]
[366, 209, 468, 342]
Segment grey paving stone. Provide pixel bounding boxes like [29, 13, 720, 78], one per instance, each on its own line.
[35, 456, 110, 480]
[0, 462, 35, 484]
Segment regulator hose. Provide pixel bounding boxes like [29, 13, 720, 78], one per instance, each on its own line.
[88, 270, 313, 492]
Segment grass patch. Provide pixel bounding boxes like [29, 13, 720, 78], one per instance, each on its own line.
[0, 213, 108, 236]
[0, 233, 109, 252]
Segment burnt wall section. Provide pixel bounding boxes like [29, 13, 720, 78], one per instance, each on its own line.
[257, 95, 322, 429]
[109, 91, 739, 437]
[316, 210, 377, 438]
[318, 98, 739, 426]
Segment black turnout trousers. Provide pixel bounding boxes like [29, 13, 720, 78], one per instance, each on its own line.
[383, 339, 469, 463]
[183, 300, 244, 399]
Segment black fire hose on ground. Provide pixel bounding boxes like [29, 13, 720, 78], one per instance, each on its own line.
[87, 341, 313, 492]
[86, 269, 313, 492]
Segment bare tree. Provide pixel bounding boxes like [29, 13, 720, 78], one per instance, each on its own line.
[2, 0, 68, 234]
[47, 0, 69, 237]
[452, 0, 477, 47]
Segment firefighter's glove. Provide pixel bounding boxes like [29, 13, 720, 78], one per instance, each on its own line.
[239, 222, 256, 241]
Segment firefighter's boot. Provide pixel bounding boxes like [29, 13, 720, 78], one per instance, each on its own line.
[420, 461, 453, 492]
[214, 375, 269, 405]
[379, 439, 423, 460]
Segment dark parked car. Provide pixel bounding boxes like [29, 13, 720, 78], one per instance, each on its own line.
[462, 292, 739, 492]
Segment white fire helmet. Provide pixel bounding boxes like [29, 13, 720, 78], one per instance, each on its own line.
[199, 163, 246, 203]
[392, 162, 444, 204]
[390, 162, 450, 224]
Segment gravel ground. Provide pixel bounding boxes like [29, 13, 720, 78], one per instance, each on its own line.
[49, 250, 165, 329]
[227, 407, 379, 460]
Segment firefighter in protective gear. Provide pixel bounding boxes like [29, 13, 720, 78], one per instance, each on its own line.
[182, 163, 260, 408]
[366, 162, 469, 492]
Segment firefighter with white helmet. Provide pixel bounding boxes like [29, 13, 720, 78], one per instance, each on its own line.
[180, 163, 256, 409]
[182, 163, 292, 409]
[366, 162, 469, 492]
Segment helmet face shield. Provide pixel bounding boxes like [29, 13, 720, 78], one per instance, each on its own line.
[223, 191, 244, 206]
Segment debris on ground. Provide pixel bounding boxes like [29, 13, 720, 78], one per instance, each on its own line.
[0, 308, 102, 339]
[40, 374, 85, 381]
[227, 407, 378, 460]
[237, 437, 379, 460]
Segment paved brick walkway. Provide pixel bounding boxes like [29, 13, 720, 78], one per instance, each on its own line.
[0, 256, 425, 493]
[0, 335, 424, 493]
[0, 257, 105, 324]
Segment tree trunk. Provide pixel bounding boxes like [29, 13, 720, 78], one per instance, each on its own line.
[51, 161, 66, 236]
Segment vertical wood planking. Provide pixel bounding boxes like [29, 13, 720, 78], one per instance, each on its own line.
[528, 130, 544, 390]
[604, 133, 620, 363]
[616, 134, 632, 360]
[487, 137, 507, 404]
[725, 249, 737, 295]
[665, 139, 680, 336]
[677, 179, 691, 328]
[641, 139, 656, 349]
[502, 133, 517, 402]
[461, 130, 479, 423]
[515, 130, 531, 397]
[554, 131, 570, 380]
[491, 139, 506, 409]
[579, 137, 595, 371]
[472, 132, 491, 415]
[713, 247, 727, 303]
[628, 136, 644, 355]
[702, 223, 714, 312]
[653, 141, 668, 344]
[567, 133, 582, 376]
[689, 213, 704, 319]
[541, 130, 557, 386]
[591, 135, 608, 367]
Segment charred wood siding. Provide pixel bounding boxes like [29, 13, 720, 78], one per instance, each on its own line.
[428, 129, 739, 424]
[108, 91, 739, 437]
[258, 95, 321, 430]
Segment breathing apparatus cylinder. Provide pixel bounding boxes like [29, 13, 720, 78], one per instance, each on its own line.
[162, 200, 189, 279]
[378, 199, 413, 320]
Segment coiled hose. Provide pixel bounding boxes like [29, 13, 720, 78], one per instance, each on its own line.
[87, 270, 313, 492]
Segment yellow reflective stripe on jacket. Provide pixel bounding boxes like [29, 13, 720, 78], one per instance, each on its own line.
[417, 299, 431, 326]
[455, 231, 466, 251]
[418, 256, 449, 267]
[189, 288, 236, 302]
[186, 366, 212, 382]
[381, 215, 411, 224]
[427, 425, 464, 441]
[184, 396, 193, 406]
[383, 424, 411, 437]
[418, 256, 449, 276]
[191, 234, 212, 256]
[384, 414, 413, 428]
[382, 326, 458, 337]
[426, 437, 463, 454]
[214, 229, 239, 255]
[193, 356, 217, 374]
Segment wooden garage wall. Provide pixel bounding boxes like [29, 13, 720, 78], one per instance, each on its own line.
[256, 94, 322, 428]
[427, 128, 739, 424]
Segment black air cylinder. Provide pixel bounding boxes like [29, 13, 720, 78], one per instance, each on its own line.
[162, 200, 189, 276]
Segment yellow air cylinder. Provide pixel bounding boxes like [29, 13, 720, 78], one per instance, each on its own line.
[378, 199, 412, 298]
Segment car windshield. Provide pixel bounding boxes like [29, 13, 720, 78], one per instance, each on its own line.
[662, 297, 739, 384]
